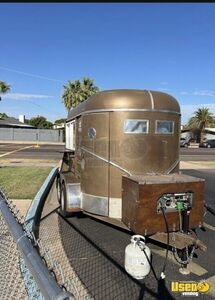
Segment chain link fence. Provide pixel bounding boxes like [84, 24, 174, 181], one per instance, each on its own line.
[0, 208, 28, 300]
[39, 211, 93, 300]
[0, 187, 74, 300]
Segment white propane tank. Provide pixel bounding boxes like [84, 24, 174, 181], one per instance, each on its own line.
[124, 235, 151, 280]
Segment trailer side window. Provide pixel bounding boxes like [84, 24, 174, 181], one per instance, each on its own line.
[124, 119, 149, 134]
[155, 120, 174, 134]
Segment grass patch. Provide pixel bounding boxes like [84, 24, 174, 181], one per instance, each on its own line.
[0, 166, 52, 199]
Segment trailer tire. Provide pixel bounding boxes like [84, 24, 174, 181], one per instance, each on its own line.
[56, 176, 61, 204]
[60, 182, 73, 218]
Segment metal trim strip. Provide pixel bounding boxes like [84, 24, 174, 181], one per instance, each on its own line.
[167, 159, 180, 174]
[81, 146, 132, 176]
[147, 90, 155, 110]
[67, 108, 180, 121]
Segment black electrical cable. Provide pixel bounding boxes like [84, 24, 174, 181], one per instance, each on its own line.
[138, 210, 170, 281]
[140, 244, 159, 282]
[137, 204, 170, 282]
[141, 242, 175, 300]
[160, 206, 170, 277]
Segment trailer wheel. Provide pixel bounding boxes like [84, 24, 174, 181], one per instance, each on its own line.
[56, 177, 61, 204]
[60, 182, 73, 217]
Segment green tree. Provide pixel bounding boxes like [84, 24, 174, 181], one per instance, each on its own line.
[0, 112, 9, 119]
[0, 81, 11, 101]
[29, 116, 53, 129]
[0, 81, 10, 93]
[54, 118, 66, 125]
[187, 107, 215, 143]
[62, 77, 99, 111]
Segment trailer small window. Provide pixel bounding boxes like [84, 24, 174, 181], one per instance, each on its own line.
[124, 120, 149, 134]
[156, 120, 174, 134]
[88, 127, 96, 139]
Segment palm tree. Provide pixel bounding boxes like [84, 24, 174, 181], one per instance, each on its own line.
[81, 77, 99, 99]
[62, 77, 99, 111]
[0, 81, 11, 101]
[188, 107, 215, 143]
[62, 80, 82, 111]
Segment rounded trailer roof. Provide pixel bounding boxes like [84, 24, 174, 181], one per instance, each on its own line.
[67, 89, 180, 121]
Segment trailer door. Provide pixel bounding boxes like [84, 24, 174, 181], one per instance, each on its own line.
[81, 112, 109, 216]
[66, 121, 75, 150]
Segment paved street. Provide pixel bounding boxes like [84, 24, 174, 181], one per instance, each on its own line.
[180, 148, 215, 161]
[0, 143, 65, 165]
[0, 143, 215, 164]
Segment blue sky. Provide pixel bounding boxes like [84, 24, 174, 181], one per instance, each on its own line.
[0, 3, 215, 124]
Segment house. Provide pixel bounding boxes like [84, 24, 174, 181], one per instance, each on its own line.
[204, 128, 215, 140]
[53, 122, 65, 130]
[181, 126, 215, 142]
[0, 115, 35, 129]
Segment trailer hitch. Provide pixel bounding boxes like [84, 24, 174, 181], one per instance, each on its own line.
[149, 231, 207, 252]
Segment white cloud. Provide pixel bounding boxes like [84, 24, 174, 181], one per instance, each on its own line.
[3, 93, 53, 100]
[180, 103, 215, 125]
[180, 90, 215, 97]
[193, 90, 215, 97]
[158, 88, 171, 92]
[160, 81, 168, 85]
[0, 65, 64, 83]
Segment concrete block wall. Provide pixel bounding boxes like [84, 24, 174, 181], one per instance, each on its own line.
[0, 128, 63, 143]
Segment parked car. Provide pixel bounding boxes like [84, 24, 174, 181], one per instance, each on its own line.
[180, 137, 190, 148]
[199, 139, 215, 148]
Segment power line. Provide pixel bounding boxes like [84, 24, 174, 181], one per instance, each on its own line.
[0, 65, 65, 83]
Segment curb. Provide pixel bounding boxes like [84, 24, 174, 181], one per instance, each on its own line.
[0, 141, 65, 145]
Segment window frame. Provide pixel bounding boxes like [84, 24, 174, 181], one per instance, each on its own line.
[124, 119, 149, 134]
[155, 120, 174, 135]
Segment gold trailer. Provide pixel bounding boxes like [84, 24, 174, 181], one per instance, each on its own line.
[57, 89, 206, 257]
